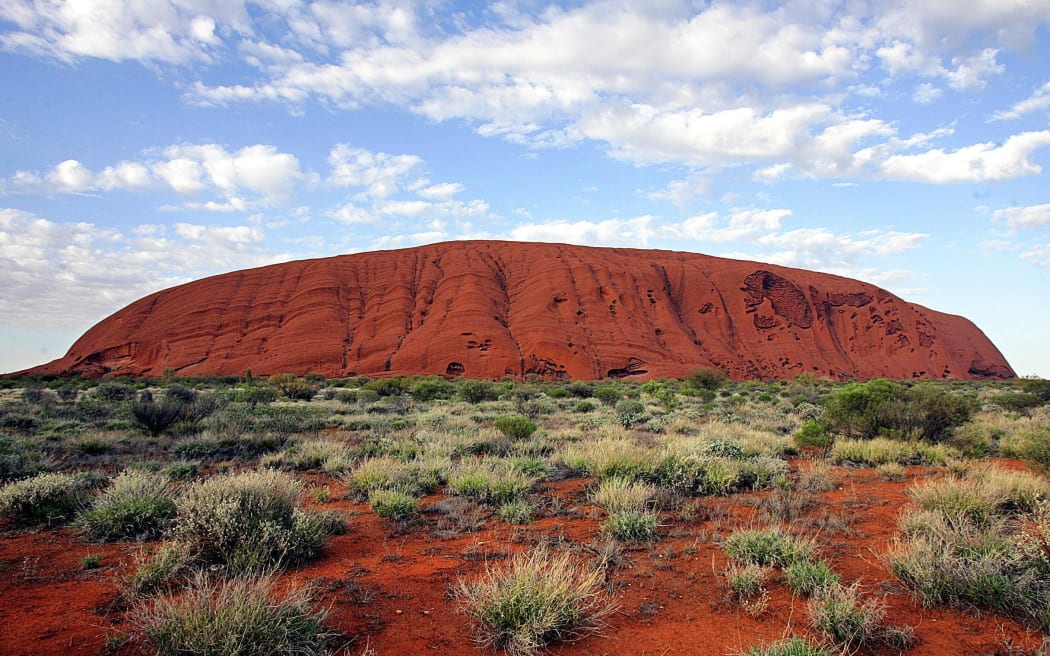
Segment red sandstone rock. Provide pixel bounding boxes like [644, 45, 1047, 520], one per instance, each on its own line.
[22, 241, 1014, 381]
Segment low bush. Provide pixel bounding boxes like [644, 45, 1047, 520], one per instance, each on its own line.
[494, 416, 538, 441]
[79, 469, 176, 541]
[170, 470, 336, 573]
[0, 471, 92, 526]
[456, 546, 615, 656]
[134, 572, 333, 656]
[615, 400, 646, 427]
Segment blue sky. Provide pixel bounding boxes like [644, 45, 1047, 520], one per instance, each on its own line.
[1, 1, 1048, 377]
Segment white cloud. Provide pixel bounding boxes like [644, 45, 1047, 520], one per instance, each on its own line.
[0, 0, 251, 63]
[0, 208, 286, 328]
[416, 182, 463, 200]
[645, 174, 711, 208]
[945, 48, 1003, 90]
[992, 81, 1050, 121]
[327, 203, 377, 225]
[8, 143, 305, 207]
[913, 83, 943, 105]
[753, 227, 928, 278]
[879, 131, 1050, 183]
[509, 216, 658, 247]
[327, 143, 422, 198]
[665, 208, 792, 243]
[1021, 244, 1050, 266]
[993, 203, 1050, 231]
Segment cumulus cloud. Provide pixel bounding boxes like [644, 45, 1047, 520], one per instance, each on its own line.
[7, 143, 305, 207]
[0, 207, 287, 328]
[878, 131, 1050, 183]
[6, 1, 1050, 186]
[0, 0, 251, 63]
[327, 144, 422, 198]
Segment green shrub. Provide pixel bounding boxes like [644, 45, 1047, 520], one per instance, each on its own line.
[572, 400, 595, 413]
[409, 377, 454, 401]
[267, 374, 317, 401]
[494, 416, 538, 441]
[615, 400, 646, 427]
[686, 368, 728, 392]
[0, 471, 91, 526]
[458, 380, 498, 404]
[592, 386, 620, 406]
[823, 379, 976, 442]
[171, 470, 335, 573]
[135, 573, 333, 656]
[131, 397, 185, 436]
[95, 380, 137, 402]
[0, 434, 48, 482]
[79, 470, 176, 541]
[990, 392, 1045, 413]
[456, 547, 614, 656]
[793, 420, 832, 454]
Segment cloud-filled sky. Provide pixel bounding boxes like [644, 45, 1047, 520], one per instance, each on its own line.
[1, 0, 1048, 377]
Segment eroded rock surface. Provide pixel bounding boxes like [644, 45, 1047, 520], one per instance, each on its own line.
[23, 241, 1014, 380]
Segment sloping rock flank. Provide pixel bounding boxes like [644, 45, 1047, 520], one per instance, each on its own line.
[25, 241, 1014, 381]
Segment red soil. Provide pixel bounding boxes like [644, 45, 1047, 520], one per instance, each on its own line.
[1, 464, 1044, 656]
[22, 241, 1013, 381]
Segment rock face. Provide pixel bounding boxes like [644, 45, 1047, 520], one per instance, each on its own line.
[24, 241, 1014, 381]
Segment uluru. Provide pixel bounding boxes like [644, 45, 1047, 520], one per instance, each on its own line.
[24, 240, 1013, 381]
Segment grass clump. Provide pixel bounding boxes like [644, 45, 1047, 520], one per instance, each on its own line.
[888, 471, 1050, 630]
[724, 527, 814, 567]
[134, 572, 333, 656]
[456, 546, 615, 656]
[78, 469, 176, 541]
[808, 582, 911, 650]
[602, 510, 659, 542]
[560, 437, 657, 482]
[740, 636, 830, 656]
[784, 559, 840, 597]
[447, 459, 534, 506]
[368, 488, 419, 521]
[498, 500, 533, 525]
[723, 561, 769, 601]
[591, 476, 653, 515]
[0, 471, 92, 526]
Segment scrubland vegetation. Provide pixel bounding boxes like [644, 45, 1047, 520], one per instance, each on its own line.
[0, 371, 1048, 655]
